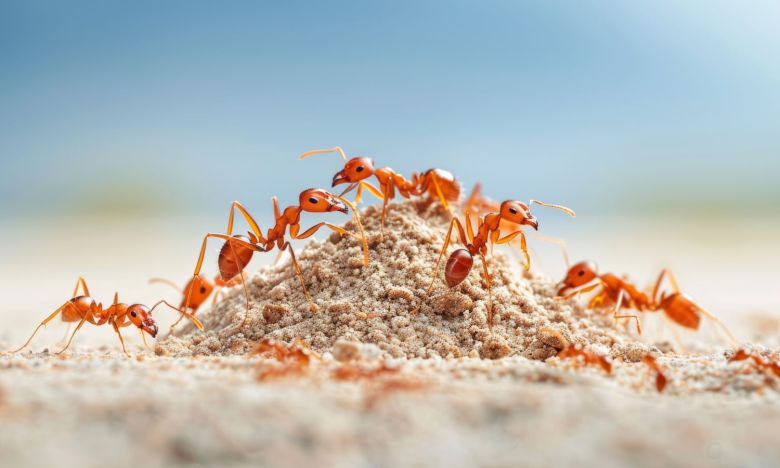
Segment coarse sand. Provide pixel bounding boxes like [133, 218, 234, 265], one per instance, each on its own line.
[157, 198, 651, 361]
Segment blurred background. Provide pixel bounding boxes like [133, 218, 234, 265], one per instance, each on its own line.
[1, 0, 779, 347]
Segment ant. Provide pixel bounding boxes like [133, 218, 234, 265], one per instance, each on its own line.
[426, 198, 575, 327]
[149, 275, 241, 330]
[188, 188, 369, 324]
[10, 277, 203, 356]
[557, 343, 613, 374]
[556, 244, 737, 342]
[300, 146, 461, 236]
[642, 355, 668, 392]
[254, 339, 318, 381]
[728, 348, 780, 379]
[543, 328, 668, 391]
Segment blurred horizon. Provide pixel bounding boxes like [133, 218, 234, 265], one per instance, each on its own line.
[1, 0, 779, 219]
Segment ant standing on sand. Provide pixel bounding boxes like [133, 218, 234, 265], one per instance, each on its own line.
[149, 275, 241, 331]
[427, 198, 575, 327]
[300, 146, 461, 236]
[10, 277, 203, 356]
[555, 244, 737, 343]
[188, 188, 369, 325]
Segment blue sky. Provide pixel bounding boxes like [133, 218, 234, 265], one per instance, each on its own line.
[1, 1, 779, 216]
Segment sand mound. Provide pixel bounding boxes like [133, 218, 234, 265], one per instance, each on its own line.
[157, 199, 649, 360]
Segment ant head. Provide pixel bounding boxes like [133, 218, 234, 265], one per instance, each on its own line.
[499, 200, 538, 230]
[127, 304, 158, 338]
[332, 157, 375, 186]
[299, 188, 348, 213]
[558, 261, 599, 294]
[182, 276, 214, 310]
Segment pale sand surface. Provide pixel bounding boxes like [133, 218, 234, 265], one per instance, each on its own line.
[1, 201, 779, 467]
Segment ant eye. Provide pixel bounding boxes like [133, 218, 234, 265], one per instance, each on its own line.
[509, 208, 517, 215]
[130, 311, 137, 317]
[309, 197, 318, 204]
[578, 270, 585, 277]
[356, 166, 364, 172]
[199, 287, 207, 294]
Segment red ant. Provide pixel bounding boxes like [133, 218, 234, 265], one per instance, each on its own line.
[10, 277, 203, 356]
[149, 275, 241, 330]
[188, 188, 369, 324]
[642, 355, 668, 392]
[728, 348, 780, 379]
[543, 328, 667, 391]
[556, 244, 736, 342]
[254, 339, 319, 381]
[557, 343, 613, 374]
[300, 146, 461, 236]
[426, 198, 575, 327]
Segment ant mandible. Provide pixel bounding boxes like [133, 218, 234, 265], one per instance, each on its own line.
[10, 277, 203, 356]
[557, 253, 737, 342]
[300, 146, 461, 236]
[149, 275, 241, 331]
[188, 188, 369, 324]
[427, 198, 575, 327]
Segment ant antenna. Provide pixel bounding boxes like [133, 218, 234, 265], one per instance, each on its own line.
[529, 199, 576, 218]
[299, 147, 347, 161]
[149, 300, 204, 330]
[148, 278, 182, 293]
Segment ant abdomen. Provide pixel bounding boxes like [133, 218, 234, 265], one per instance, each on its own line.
[445, 248, 473, 287]
[218, 235, 255, 281]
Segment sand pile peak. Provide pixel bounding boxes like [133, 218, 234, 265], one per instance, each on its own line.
[156, 199, 647, 359]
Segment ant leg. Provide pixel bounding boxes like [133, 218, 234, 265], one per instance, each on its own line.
[187, 232, 264, 311]
[533, 234, 570, 268]
[360, 181, 385, 202]
[224, 201, 267, 246]
[479, 253, 494, 328]
[148, 278, 182, 292]
[56, 316, 88, 354]
[237, 267, 251, 327]
[273, 248, 285, 265]
[429, 173, 452, 214]
[291, 220, 369, 267]
[495, 230, 531, 270]
[651, 269, 680, 303]
[380, 195, 390, 240]
[696, 304, 739, 346]
[169, 313, 186, 331]
[56, 323, 73, 347]
[293, 222, 350, 239]
[529, 199, 576, 218]
[426, 218, 469, 294]
[464, 184, 482, 216]
[140, 329, 153, 351]
[72, 277, 91, 297]
[464, 211, 475, 243]
[111, 321, 130, 357]
[10, 303, 70, 353]
[280, 242, 316, 312]
[613, 290, 642, 335]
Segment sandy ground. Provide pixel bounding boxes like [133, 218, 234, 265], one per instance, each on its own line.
[1, 201, 780, 467]
[1, 351, 780, 468]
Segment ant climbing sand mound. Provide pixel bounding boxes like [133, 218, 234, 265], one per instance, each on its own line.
[156, 199, 643, 360]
